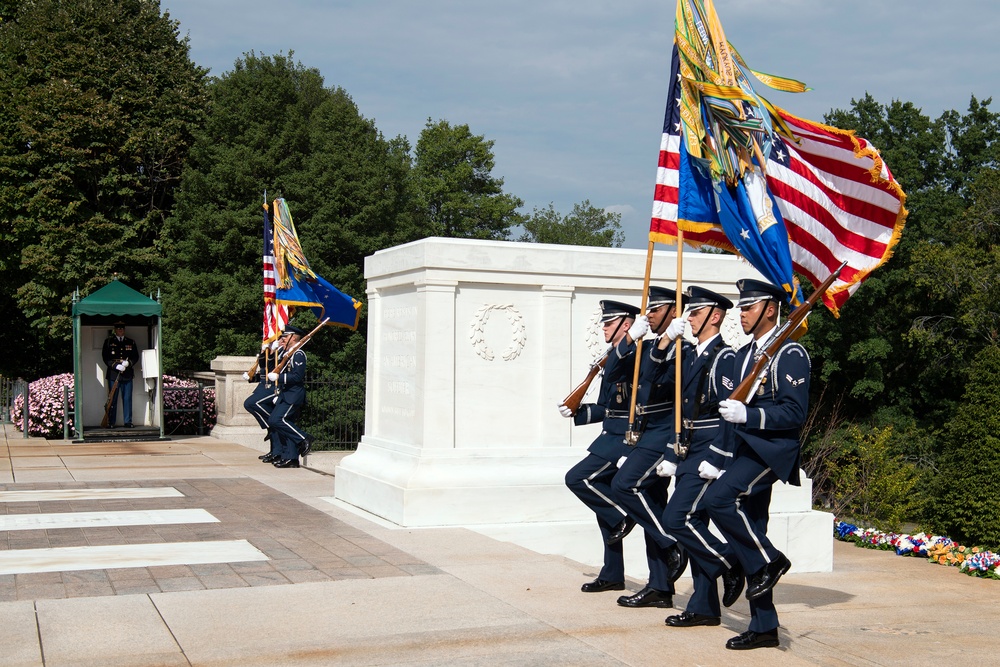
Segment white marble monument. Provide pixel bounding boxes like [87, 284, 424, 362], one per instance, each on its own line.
[334, 237, 833, 575]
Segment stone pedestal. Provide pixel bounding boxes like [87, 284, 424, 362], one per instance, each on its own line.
[331, 237, 833, 575]
[209, 355, 268, 452]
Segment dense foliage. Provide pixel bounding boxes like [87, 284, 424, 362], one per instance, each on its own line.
[0, 0, 208, 378]
[801, 95, 1000, 540]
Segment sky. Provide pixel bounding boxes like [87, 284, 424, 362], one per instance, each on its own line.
[161, 0, 1000, 249]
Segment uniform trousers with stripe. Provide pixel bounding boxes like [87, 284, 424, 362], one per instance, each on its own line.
[610, 446, 677, 592]
[663, 472, 736, 617]
[244, 385, 276, 452]
[267, 398, 306, 462]
[702, 442, 779, 632]
[565, 453, 630, 583]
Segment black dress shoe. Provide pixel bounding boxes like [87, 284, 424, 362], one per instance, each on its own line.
[666, 544, 689, 583]
[580, 578, 625, 593]
[261, 453, 280, 463]
[725, 629, 779, 650]
[617, 586, 672, 608]
[606, 517, 636, 545]
[722, 561, 745, 607]
[273, 458, 300, 468]
[665, 611, 721, 627]
[123, 423, 134, 428]
[746, 554, 791, 601]
[297, 435, 313, 456]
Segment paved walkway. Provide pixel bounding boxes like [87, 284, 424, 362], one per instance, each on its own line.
[1, 424, 996, 666]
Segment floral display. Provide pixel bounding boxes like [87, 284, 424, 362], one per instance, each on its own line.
[835, 520, 1000, 580]
[7, 373, 216, 437]
[8, 373, 75, 437]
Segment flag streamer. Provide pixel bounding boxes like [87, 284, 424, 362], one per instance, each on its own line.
[650, 0, 907, 315]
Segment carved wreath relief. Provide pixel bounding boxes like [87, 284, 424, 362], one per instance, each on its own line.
[469, 304, 527, 361]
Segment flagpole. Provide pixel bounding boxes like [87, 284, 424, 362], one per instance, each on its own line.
[625, 241, 656, 446]
[674, 230, 684, 453]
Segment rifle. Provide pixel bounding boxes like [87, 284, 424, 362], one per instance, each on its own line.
[101, 369, 122, 428]
[730, 261, 847, 403]
[561, 351, 609, 416]
[272, 318, 330, 375]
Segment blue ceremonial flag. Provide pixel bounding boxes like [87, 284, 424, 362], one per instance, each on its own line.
[270, 198, 362, 330]
[657, 44, 802, 305]
[275, 271, 362, 330]
[651, 1, 907, 315]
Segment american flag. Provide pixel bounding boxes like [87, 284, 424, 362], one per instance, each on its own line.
[650, 46, 907, 316]
[262, 203, 289, 344]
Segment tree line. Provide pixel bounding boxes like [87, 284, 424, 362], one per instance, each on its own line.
[2, 0, 999, 545]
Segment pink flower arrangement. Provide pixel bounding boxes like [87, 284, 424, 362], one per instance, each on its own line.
[9, 373, 216, 437]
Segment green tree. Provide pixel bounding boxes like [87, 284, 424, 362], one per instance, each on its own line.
[926, 345, 1000, 546]
[518, 200, 624, 247]
[411, 119, 524, 240]
[157, 52, 417, 374]
[0, 0, 208, 377]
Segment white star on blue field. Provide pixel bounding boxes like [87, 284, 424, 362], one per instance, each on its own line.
[162, 0, 999, 248]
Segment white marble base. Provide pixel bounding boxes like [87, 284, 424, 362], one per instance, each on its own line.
[336, 436, 834, 573]
[331, 238, 834, 574]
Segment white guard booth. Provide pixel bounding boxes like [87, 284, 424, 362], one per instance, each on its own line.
[71, 279, 164, 440]
[334, 237, 833, 576]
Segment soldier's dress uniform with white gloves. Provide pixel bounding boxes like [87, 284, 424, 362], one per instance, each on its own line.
[101, 321, 140, 428]
[244, 346, 281, 462]
[563, 300, 639, 593]
[704, 278, 810, 651]
[658, 287, 743, 627]
[266, 326, 311, 468]
[608, 286, 688, 608]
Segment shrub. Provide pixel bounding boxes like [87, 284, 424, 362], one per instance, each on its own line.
[926, 346, 1000, 546]
[9, 373, 216, 438]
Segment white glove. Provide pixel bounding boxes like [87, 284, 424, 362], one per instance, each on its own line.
[617, 456, 628, 468]
[718, 399, 747, 424]
[656, 460, 677, 477]
[122, 359, 129, 368]
[242, 372, 250, 381]
[272, 395, 278, 403]
[557, 403, 573, 418]
[698, 460, 723, 480]
[267, 372, 279, 382]
[665, 315, 687, 341]
[627, 315, 649, 341]
[115, 363, 126, 372]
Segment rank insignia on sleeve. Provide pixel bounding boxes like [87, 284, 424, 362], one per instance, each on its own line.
[786, 374, 805, 387]
[721, 377, 733, 390]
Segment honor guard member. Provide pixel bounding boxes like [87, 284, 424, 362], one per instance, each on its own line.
[707, 278, 810, 651]
[560, 300, 639, 594]
[101, 321, 140, 428]
[659, 286, 745, 629]
[244, 342, 281, 462]
[608, 286, 687, 608]
[266, 325, 312, 468]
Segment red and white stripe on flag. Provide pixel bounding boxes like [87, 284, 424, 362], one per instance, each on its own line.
[649, 109, 907, 316]
[262, 251, 288, 343]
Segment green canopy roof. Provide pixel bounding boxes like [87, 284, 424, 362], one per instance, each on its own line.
[72, 280, 161, 317]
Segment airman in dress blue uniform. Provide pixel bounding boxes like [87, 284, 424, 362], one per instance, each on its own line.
[658, 286, 745, 629]
[561, 300, 641, 594]
[244, 344, 281, 462]
[608, 286, 688, 608]
[707, 278, 810, 651]
[266, 325, 312, 468]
